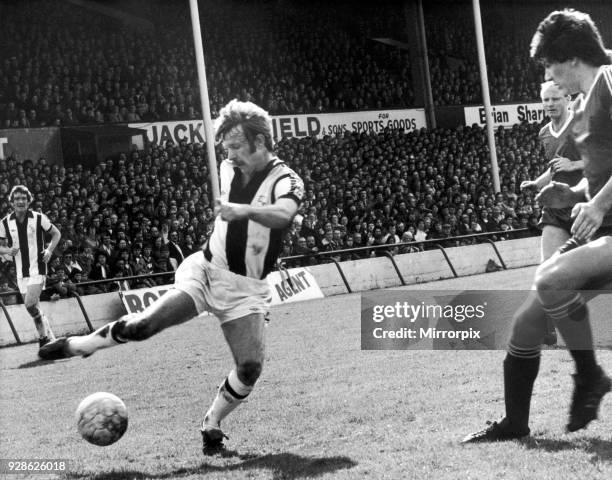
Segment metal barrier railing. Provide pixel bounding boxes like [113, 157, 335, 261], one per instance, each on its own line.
[0, 294, 21, 344]
[0, 228, 535, 343]
[0, 271, 176, 344]
[281, 228, 534, 291]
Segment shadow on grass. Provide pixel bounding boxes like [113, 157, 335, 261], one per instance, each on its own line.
[66, 452, 357, 480]
[16, 358, 61, 369]
[525, 436, 612, 462]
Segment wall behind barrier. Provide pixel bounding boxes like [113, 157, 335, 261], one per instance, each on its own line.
[309, 237, 541, 295]
[0, 127, 62, 164]
[0, 237, 542, 346]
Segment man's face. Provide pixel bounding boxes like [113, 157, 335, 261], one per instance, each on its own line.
[544, 59, 580, 95]
[541, 83, 568, 120]
[222, 125, 263, 175]
[11, 192, 30, 212]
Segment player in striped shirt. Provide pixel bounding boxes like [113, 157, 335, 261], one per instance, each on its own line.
[40, 100, 304, 454]
[0, 185, 61, 353]
[463, 9, 612, 443]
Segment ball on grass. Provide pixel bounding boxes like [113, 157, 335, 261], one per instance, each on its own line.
[76, 392, 128, 446]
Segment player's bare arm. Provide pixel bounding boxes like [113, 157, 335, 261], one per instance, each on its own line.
[0, 239, 19, 257]
[536, 178, 588, 209]
[42, 224, 62, 263]
[520, 168, 552, 192]
[570, 174, 612, 240]
[215, 197, 299, 229]
[549, 157, 584, 173]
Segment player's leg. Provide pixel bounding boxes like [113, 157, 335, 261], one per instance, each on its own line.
[24, 282, 55, 346]
[39, 289, 198, 359]
[540, 225, 572, 345]
[540, 224, 572, 262]
[462, 291, 546, 442]
[202, 313, 266, 451]
[534, 236, 612, 431]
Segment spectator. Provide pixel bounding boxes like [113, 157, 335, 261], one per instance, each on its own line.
[89, 251, 113, 292]
[166, 230, 185, 270]
[61, 249, 83, 278]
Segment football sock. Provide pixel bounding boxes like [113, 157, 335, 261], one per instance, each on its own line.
[41, 314, 55, 341]
[204, 369, 253, 427]
[30, 306, 55, 341]
[31, 310, 45, 338]
[503, 348, 541, 433]
[68, 320, 125, 356]
[569, 350, 599, 382]
[542, 293, 598, 379]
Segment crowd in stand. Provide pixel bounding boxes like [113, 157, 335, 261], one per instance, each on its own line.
[2, 0, 610, 129]
[0, 0, 414, 129]
[7, 0, 607, 300]
[0, 121, 544, 300]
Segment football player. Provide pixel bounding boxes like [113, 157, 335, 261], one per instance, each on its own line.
[40, 100, 305, 454]
[463, 9, 612, 442]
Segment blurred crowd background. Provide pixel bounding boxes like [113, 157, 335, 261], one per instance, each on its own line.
[1, 0, 610, 300]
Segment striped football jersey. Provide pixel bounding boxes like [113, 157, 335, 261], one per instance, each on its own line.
[0, 210, 52, 278]
[206, 157, 304, 279]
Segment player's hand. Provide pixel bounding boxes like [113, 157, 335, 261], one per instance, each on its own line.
[7, 246, 19, 257]
[549, 156, 574, 173]
[535, 181, 574, 208]
[214, 199, 250, 221]
[570, 200, 605, 241]
[41, 248, 52, 263]
[520, 180, 538, 192]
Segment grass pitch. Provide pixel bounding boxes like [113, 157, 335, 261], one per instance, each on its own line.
[1, 289, 611, 480]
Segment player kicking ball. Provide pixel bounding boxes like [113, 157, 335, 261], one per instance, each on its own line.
[462, 9, 612, 443]
[40, 100, 304, 454]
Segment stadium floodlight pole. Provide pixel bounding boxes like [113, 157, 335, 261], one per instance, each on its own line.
[416, 0, 435, 129]
[471, 0, 501, 193]
[188, 0, 220, 201]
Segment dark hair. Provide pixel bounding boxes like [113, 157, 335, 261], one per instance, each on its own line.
[214, 99, 274, 153]
[530, 9, 610, 67]
[9, 185, 33, 203]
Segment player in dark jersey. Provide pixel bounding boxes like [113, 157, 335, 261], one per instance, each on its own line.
[520, 81, 583, 345]
[463, 9, 611, 443]
[40, 100, 304, 454]
[521, 81, 583, 259]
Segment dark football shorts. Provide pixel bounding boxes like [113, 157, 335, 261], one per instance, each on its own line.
[556, 226, 612, 255]
[538, 206, 573, 233]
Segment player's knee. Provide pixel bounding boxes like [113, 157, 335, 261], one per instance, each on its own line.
[120, 314, 157, 341]
[533, 260, 561, 292]
[25, 304, 40, 317]
[509, 298, 546, 346]
[237, 360, 263, 386]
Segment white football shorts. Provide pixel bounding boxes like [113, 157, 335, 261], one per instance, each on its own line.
[17, 275, 46, 295]
[173, 251, 271, 323]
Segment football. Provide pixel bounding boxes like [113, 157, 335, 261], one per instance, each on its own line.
[75, 392, 128, 446]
